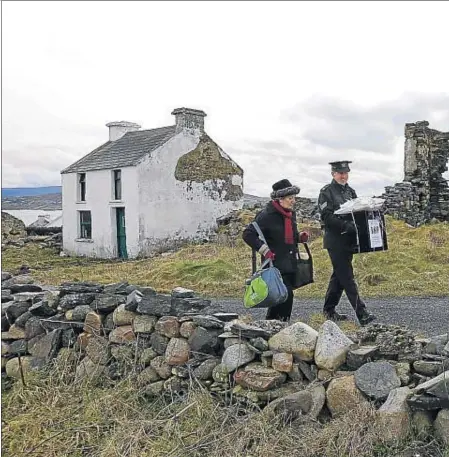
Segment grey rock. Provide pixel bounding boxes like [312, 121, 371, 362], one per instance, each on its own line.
[171, 297, 210, 316]
[407, 394, 449, 410]
[59, 293, 96, 311]
[137, 294, 172, 316]
[5, 301, 32, 323]
[297, 360, 316, 382]
[61, 328, 77, 348]
[9, 339, 28, 356]
[230, 322, 271, 339]
[193, 358, 221, 380]
[59, 282, 103, 297]
[41, 314, 77, 331]
[103, 281, 129, 295]
[125, 290, 143, 312]
[24, 316, 45, 339]
[434, 409, 449, 445]
[86, 336, 111, 365]
[70, 305, 92, 321]
[103, 313, 115, 333]
[191, 315, 224, 329]
[1, 272, 12, 282]
[222, 343, 255, 372]
[249, 337, 269, 352]
[1, 290, 13, 303]
[212, 313, 239, 322]
[2, 275, 34, 289]
[143, 380, 165, 397]
[413, 360, 444, 377]
[28, 329, 62, 360]
[9, 284, 42, 294]
[413, 370, 449, 399]
[355, 361, 401, 401]
[149, 333, 170, 355]
[188, 327, 221, 356]
[29, 301, 57, 317]
[224, 338, 241, 349]
[346, 346, 379, 370]
[13, 311, 32, 328]
[90, 294, 125, 313]
[134, 286, 157, 297]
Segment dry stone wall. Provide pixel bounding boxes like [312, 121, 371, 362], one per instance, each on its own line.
[1, 273, 448, 442]
[382, 121, 449, 226]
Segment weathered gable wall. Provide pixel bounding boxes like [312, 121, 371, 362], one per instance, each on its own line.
[62, 167, 140, 258]
[136, 131, 243, 255]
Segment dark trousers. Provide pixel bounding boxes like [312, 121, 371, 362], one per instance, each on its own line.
[266, 272, 295, 322]
[324, 249, 367, 317]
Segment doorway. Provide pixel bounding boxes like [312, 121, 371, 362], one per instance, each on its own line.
[116, 207, 128, 259]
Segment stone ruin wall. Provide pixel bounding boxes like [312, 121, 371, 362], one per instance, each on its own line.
[382, 121, 449, 226]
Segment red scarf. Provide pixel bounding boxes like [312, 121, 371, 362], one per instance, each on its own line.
[272, 200, 294, 245]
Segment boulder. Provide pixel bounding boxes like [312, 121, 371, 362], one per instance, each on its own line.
[9, 339, 28, 356]
[314, 320, 354, 371]
[75, 357, 106, 382]
[171, 297, 210, 316]
[59, 282, 103, 297]
[28, 330, 62, 360]
[133, 315, 158, 334]
[355, 361, 401, 401]
[326, 375, 369, 417]
[377, 387, 412, 441]
[137, 366, 161, 385]
[179, 321, 197, 338]
[268, 322, 318, 361]
[85, 336, 111, 365]
[2, 324, 26, 340]
[346, 346, 378, 370]
[137, 295, 172, 316]
[193, 358, 220, 380]
[165, 338, 190, 365]
[426, 334, 448, 355]
[112, 304, 138, 326]
[90, 294, 125, 313]
[413, 370, 449, 399]
[59, 293, 96, 311]
[171, 287, 195, 298]
[14, 311, 33, 328]
[109, 326, 135, 344]
[188, 327, 220, 355]
[65, 305, 92, 321]
[124, 289, 143, 312]
[24, 316, 45, 340]
[150, 356, 172, 379]
[412, 410, 434, 437]
[265, 385, 325, 422]
[222, 343, 255, 372]
[412, 360, 443, 377]
[191, 315, 224, 329]
[150, 333, 170, 355]
[84, 311, 104, 334]
[5, 356, 36, 380]
[234, 363, 287, 392]
[155, 316, 180, 338]
[272, 352, 293, 373]
[140, 347, 158, 365]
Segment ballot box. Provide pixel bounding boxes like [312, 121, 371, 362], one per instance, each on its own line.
[340, 210, 388, 254]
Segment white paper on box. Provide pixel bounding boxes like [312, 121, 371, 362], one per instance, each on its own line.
[368, 219, 383, 248]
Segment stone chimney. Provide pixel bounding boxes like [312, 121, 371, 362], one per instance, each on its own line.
[171, 108, 207, 134]
[106, 121, 141, 142]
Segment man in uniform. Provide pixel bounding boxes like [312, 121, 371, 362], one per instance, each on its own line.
[318, 160, 376, 326]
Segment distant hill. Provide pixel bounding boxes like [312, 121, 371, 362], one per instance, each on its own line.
[1, 186, 62, 198]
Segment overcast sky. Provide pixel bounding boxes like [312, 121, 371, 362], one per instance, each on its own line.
[2, 1, 449, 198]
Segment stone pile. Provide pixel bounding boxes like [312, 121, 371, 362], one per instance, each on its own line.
[1, 272, 448, 443]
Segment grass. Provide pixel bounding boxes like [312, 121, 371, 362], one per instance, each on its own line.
[2, 354, 449, 457]
[2, 217, 449, 298]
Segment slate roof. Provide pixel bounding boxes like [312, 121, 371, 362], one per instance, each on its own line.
[61, 125, 176, 174]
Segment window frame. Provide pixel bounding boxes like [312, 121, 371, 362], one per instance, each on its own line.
[78, 173, 86, 202]
[79, 210, 92, 239]
[113, 169, 122, 201]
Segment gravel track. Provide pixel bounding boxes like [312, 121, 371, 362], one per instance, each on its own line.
[204, 296, 449, 337]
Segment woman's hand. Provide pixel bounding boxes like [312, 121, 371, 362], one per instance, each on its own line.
[299, 231, 309, 243]
[264, 250, 275, 260]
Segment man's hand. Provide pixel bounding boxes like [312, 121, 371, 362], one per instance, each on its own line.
[342, 221, 357, 235]
[299, 231, 309, 243]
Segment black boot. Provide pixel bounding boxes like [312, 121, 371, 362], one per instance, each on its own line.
[357, 310, 376, 326]
[324, 311, 349, 322]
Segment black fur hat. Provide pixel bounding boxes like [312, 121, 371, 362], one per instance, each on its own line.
[270, 179, 300, 199]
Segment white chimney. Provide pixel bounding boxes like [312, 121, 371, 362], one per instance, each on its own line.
[171, 108, 207, 134]
[106, 121, 141, 142]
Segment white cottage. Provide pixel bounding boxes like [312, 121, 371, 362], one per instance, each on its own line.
[61, 108, 244, 259]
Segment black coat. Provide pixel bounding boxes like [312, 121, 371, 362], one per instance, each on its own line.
[242, 201, 300, 274]
[318, 179, 357, 251]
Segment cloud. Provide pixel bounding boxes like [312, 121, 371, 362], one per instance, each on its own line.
[281, 92, 449, 154]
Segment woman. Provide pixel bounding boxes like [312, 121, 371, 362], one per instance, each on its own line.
[242, 179, 309, 321]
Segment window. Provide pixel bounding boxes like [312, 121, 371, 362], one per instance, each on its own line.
[78, 173, 86, 201]
[79, 211, 92, 239]
[113, 169, 122, 200]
